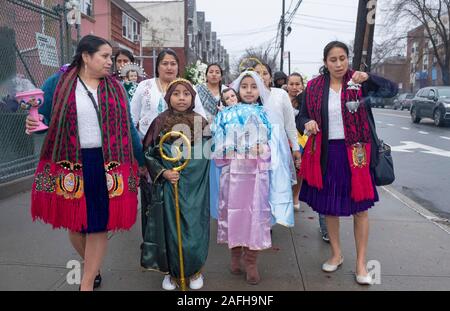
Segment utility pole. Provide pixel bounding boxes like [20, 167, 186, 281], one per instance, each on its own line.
[352, 0, 377, 72]
[280, 0, 286, 72]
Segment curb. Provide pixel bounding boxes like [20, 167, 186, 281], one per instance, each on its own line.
[382, 185, 450, 234]
[0, 175, 34, 201]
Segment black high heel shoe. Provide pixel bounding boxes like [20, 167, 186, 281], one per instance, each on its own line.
[94, 273, 102, 289]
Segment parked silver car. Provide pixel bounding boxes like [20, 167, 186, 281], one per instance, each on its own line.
[393, 93, 414, 111]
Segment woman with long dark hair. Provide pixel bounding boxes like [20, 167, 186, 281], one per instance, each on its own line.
[297, 41, 398, 285]
[131, 49, 206, 139]
[194, 63, 226, 122]
[113, 49, 135, 80]
[194, 63, 226, 222]
[25, 35, 144, 291]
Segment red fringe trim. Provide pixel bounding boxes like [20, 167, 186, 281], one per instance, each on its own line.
[107, 194, 138, 231]
[299, 132, 323, 189]
[31, 161, 139, 232]
[31, 162, 87, 231]
[346, 144, 375, 202]
[106, 163, 138, 231]
[31, 188, 88, 232]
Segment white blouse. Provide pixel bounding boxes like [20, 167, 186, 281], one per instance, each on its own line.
[266, 88, 300, 152]
[131, 78, 206, 137]
[75, 79, 102, 148]
[328, 88, 345, 140]
[194, 84, 226, 123]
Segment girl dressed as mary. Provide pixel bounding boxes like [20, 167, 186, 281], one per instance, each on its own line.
[141, 79, 210, 291]
[211, 70, 295, 285]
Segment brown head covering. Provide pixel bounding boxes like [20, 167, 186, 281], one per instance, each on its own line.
[163, 78, 197, 111]
[143, 79, 208, 149]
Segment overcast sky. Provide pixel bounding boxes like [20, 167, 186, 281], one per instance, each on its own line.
[195, 0, 391, 78]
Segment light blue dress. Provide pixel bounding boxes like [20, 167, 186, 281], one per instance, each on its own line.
[267, 117, 296, 228]
[262, 95, 296, 228]
[210, 103, 272, 220]
[209, 160, 221, 220]
[211, 102, 295, 228]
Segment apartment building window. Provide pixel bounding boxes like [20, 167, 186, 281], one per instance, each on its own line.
[122, 13, 138, 42]
[81, 0, 93, 17]
[423, 53, 429, 71]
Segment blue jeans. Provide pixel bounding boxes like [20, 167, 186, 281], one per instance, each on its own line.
[319, 214, 328, 235]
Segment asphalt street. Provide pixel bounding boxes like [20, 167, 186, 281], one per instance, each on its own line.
[372, 107, 450, 219]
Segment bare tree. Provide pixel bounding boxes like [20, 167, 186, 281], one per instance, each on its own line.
[348, 38, 405, 70]
[232, 46, 278, 79]
[371, 38, 406, 68]
[386, 0, 450, 85]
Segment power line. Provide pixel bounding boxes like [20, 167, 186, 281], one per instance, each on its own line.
[286, 0, 295, 14]
[293, 18, 355, 30]
[285, 0, 303, 26]
[298, 13, 356, 24]
[302, 0, 356, 9]
[291, 21, 355, 34]
[218, 24, 279, 37]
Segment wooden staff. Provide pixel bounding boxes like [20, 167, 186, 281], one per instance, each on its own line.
[159, 131, 191, 291]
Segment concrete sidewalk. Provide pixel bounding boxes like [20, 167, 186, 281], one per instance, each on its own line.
[0, 186, 449, 291]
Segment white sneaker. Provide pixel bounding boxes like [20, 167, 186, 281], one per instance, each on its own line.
[355, 273, 374, 285]
[293, 203, 300, 212]
[189, 274, 204, 290]
[162, 275, 176, 291]
[322, 256, 344, 272]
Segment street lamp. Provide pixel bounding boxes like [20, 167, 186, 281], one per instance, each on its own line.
[65, 0, 81, 43]
[286, 26, 292, 37]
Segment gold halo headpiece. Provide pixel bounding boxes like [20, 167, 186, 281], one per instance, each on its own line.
[239, 57, 263, 73]
[118, 62, 147, 78]
[167, 78, 194, 91]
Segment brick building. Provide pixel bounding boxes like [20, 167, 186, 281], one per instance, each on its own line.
[406, 18, 449, 92]
[79, 0, 147, 62]
[130, 0, 229, 79]
[372, 56, 409, 93]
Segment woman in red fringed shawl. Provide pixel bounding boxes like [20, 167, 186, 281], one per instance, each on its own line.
[296, 41, 398, 285]
[25, 35, 145, 291]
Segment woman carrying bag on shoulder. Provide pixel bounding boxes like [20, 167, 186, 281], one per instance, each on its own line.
[296, 40, 398, 285]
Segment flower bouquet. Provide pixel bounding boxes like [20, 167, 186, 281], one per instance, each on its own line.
[183, 60, 207, 85]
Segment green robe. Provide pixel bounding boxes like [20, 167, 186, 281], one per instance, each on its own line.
[141, 136, 210, 279]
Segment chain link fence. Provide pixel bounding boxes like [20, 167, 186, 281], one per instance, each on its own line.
[0, 0, 70, 184]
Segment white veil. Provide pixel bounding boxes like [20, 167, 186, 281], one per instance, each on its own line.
[230, 70, 285, 126]
[230, 69, 297, 184]
[230, 70, 271, 105]
[229, 69, 297, 227]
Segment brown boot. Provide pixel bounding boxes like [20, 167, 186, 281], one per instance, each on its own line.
[243, 247, 260, 285]
[230, 247, 243, 275]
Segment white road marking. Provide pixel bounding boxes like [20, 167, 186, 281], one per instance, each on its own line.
[391, 141, 450, 158]
[376, 121, 383, 124]
[401, 127, 410, 130]
[386, 124, 395, 127]
[440, 136, 450, 141]
[418, 131, 429, 135]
